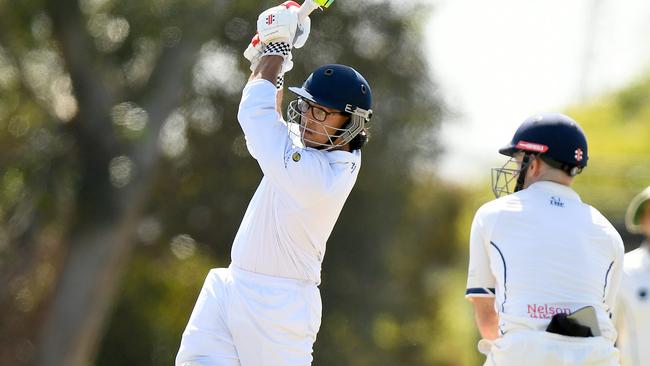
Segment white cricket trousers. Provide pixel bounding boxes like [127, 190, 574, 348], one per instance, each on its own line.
[176, 265, 322, 366]
[481, 330, 620, 366]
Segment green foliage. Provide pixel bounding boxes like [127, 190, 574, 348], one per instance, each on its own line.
[96, 253, 215, 365]
[0, 0, 474, 364]
[568, 74, 650, 225]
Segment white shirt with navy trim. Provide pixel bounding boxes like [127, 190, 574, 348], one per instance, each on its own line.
[232, 79, 361, 284]
[466, 181, 624, 342]
[616, 243, 650, 366]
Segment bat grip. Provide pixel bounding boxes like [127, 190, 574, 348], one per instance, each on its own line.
[297, 0, 319, 22]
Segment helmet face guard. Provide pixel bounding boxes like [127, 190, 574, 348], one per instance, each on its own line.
[492, 156, 526, 198]
[286, 98, 368, 150]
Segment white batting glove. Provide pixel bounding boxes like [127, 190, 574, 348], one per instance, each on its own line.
[243, 34, 294, 73]
[257, 2, 310, 47]
[243, 33, 263, 69]
[257, 4, 298, 45]
[245, 2, 310, 64]
[285, 1, 311, 49]
[243, 34, 293, 89]
[246, 2, 308, 89]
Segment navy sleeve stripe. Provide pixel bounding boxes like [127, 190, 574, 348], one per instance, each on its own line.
[466, 288, 496, 295]
[602, 260, 614, 301]
[490, 241, 507, 312]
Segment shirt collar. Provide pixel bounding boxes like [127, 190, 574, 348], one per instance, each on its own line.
[325, 149, 361, 164]
[642, 240, 650, 251]
[526, 181, 582, 202]
[287, 124, 361, 164]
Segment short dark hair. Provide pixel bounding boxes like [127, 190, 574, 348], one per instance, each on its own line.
[349, 129, 369, 151]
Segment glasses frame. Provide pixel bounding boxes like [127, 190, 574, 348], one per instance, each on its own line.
[297, 98, 344, 122]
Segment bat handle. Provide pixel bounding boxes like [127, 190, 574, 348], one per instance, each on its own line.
[297, 0, 319, 22]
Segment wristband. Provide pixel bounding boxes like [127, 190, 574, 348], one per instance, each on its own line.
[262, 42, 292, 58]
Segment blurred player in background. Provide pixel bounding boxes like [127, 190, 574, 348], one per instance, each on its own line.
[466, 113, 624, 366]
[615, 186, 650, 366]
[176, 2, 373, 365]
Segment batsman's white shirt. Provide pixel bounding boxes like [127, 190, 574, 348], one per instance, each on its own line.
[466, 181, 624, 365]
[176, 79, 360, 366]
[615, 243, 650, 366]
[232, 79, 360, 284]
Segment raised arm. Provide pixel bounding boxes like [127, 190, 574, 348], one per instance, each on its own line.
[238, 2, 304, 162]
[248, 56, 284, 115]
[250, 55, 283, 85]
[237, 3, 339, 204]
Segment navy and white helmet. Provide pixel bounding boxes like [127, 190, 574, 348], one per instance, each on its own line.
[492, 113, 589, 197]
[287, 64, 372, 150]
[499, 113, 589, 172]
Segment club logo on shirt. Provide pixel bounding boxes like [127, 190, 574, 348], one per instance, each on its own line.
[527, 304, 571, 319]
[292, 152, 301, 162]
[550, 196, 564, 207]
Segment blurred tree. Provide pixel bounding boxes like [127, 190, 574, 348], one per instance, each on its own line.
[568, 74, 650, 248]
[0, 0, 475, 365]
[0, 0, 252, 364]
[569, 76, 650, 251]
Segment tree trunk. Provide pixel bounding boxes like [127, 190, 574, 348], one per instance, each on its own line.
[36, 0, 201, 362]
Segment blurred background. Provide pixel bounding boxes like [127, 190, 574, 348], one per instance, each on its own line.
[0, 0, 648, 365]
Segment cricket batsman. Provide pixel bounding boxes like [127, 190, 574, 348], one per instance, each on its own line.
[466, 113, 624, 365]
[615, 186, 650, 366]
[175, 1, 373, 365]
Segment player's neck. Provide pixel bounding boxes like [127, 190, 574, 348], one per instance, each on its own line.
[331, 144, 351, 152]
[528, 170, 574, 187]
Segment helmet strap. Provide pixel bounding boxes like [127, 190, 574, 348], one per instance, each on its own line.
[514, 154, 533, 193]
[331, 115, 353, 143]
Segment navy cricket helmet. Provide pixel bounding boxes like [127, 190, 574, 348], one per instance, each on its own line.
[288, 64, 372, 115]
[499, 113, 589, 175]
[287, 64, 372, 150]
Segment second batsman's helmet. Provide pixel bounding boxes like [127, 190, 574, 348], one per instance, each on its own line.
[287, 64, 372, 150]
[499, 113, 589, 174]
[491, 113, 589, 197]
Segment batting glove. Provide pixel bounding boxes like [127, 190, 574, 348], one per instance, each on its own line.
[243, 33, 263, 67]
[244, 34, 294, 72]
[257, 3, 297, 44]
[246, 1, 310, 60]
[284, 1, 311, 49]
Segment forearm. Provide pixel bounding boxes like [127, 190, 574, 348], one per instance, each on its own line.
[475, 308, 499, 340]
[250, 55, 283, 85]
[276, 88, 283, 115]
[470, 297, 499, 340]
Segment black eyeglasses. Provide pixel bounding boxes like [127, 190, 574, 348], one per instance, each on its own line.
[297, 99, 343, 122]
